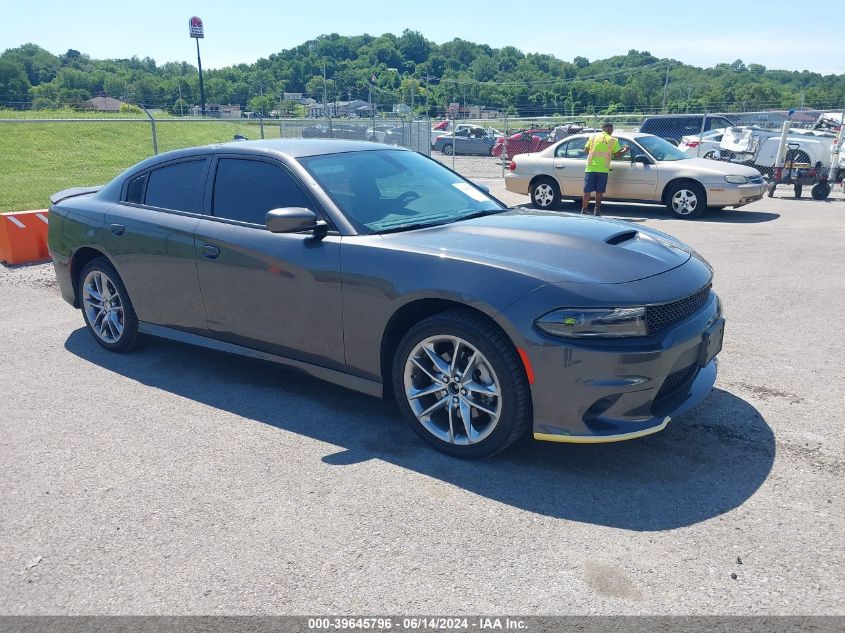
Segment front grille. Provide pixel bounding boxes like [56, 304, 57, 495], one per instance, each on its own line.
[655, 365, 697, 402]
[749, 174, 764, 184]
[646, 284, 711, 334]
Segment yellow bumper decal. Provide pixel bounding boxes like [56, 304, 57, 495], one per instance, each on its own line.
[534, 416, 671, 444]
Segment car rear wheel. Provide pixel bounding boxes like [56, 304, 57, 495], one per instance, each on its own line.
[392, 310, 531, 458]
[79, 258, 140, 352]
[666, 182, 706, 219]
[530, 177, 561, 210]
[442, 143, 454, 155]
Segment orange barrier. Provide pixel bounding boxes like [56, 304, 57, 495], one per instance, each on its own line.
[0, 210, 50, 265]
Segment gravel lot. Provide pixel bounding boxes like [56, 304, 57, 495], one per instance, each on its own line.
[0, 187, 843, 615]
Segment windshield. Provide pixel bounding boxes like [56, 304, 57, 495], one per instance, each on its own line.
[299, 150, 505, 233]
[637, 136, 691, 161]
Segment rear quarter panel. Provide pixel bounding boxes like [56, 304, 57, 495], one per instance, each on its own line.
[48, 196, 115, 305]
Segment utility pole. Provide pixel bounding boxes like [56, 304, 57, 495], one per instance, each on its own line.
[322, 60, 328, 119]
[661, 61, 670, 113]
[685, 84, 692, 113]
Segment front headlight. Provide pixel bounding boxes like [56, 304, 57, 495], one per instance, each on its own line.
[535, 307, 648, 339]
[725, 175, 748, 184]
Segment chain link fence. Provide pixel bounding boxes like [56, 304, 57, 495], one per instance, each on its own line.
[1, 107, 841, 212]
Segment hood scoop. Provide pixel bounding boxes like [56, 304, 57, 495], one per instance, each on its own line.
[605, 230, 639, 245]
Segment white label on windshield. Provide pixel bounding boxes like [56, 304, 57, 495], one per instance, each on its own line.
[452, 182, 489, 202]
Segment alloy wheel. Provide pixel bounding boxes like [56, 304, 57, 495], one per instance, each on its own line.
[403, 335, 502, 446]
[671, 188, 699, 215]
[82, 270, 125, 344]
[534, 183, 555, 207]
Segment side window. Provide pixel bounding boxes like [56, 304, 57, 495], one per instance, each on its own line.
[144, 159, 208, 212]
[212, 158, 311, 225]
[614, 138, 634, 162]
[555, 138, 588, 159]
[126, 173, 148, 204]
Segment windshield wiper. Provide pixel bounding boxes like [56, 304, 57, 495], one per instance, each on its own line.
[374, 208, 504, 234]
[448, 208, 506, 223]
[375, 221, 448, 234]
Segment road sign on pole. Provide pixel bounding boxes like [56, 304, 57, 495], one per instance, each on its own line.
[189, 16, 204, 38]
[189, 17, 206, 116]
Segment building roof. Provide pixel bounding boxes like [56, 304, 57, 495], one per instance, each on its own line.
[86, 96, 125, 111]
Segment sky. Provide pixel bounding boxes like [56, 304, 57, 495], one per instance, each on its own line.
[2, 0, 843, 75]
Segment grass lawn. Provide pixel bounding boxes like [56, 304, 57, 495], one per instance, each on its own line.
[0, 119, 281, 212]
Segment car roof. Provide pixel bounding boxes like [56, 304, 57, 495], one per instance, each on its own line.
[642, 114, 735, 120]
[143, 139, 406, 166]
[562, 131, 653, 140]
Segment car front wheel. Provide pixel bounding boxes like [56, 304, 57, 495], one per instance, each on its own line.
[441, 143, 454, 155]
[530, 177, 561, 210]
[666, 182, 706, 219]
[392, 310, 531, 458]
[78, 258, 140, 352]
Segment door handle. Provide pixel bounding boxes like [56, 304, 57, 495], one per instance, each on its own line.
[200, 244, 220, 260]
[110, 223, 125, 236]
[554, 165, 566, 169]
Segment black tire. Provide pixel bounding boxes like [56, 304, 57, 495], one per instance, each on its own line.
[441, 143, 453, 156]
[529, 176, 561, 210]
[794, 184, 803, 198]
[392, 310, 532, 459]
[666, 181, 707, 219]
[767, 182, 777, 198]
[78, 258, 140, 352]
[811, 183, 831, 200]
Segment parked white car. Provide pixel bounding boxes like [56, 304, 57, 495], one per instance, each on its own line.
[678, 128, 728, 158]
[682, 126, 843, 171]
[505, 132, 766, 219]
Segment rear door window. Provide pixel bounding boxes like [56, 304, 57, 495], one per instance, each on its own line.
[126, 173, 148, 204]
[144, 159, 209, 212]
[555, 138, 588, 159]
[212, 158, 311, 225]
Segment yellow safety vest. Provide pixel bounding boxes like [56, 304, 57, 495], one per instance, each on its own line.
[585, 132, 620, 173]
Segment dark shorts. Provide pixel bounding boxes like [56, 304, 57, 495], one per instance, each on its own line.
[584, 171, 609, 193]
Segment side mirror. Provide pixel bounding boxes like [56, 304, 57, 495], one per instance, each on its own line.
[634, 154, 652, 165]
[266, 207, 326, 234]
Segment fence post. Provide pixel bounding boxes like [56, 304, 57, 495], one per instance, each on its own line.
[451, 117, 456, 171]
[697, 110, 706, 157]
[141, 105, 158, 155]
[502, 112, 508, 178]
[260, 116, 265, 140]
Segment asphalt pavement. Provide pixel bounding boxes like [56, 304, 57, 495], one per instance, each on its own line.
[0, 188, 843, 615]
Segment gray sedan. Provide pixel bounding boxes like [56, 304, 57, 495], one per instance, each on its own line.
[48, 139, 724, 458]
[433, 127, 500, 156]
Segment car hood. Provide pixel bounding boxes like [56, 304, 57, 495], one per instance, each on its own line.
[380, 209, 693, 284]
[667, 157, 761, 177]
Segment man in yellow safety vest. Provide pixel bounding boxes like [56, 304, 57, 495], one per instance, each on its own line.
[582, 122, 628, 216]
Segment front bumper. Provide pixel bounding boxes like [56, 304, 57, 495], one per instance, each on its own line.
[705, 182, 766, 208]
[500, 283, 722, 443]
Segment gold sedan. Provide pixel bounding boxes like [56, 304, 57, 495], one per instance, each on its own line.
[505, 132, 766, 219]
